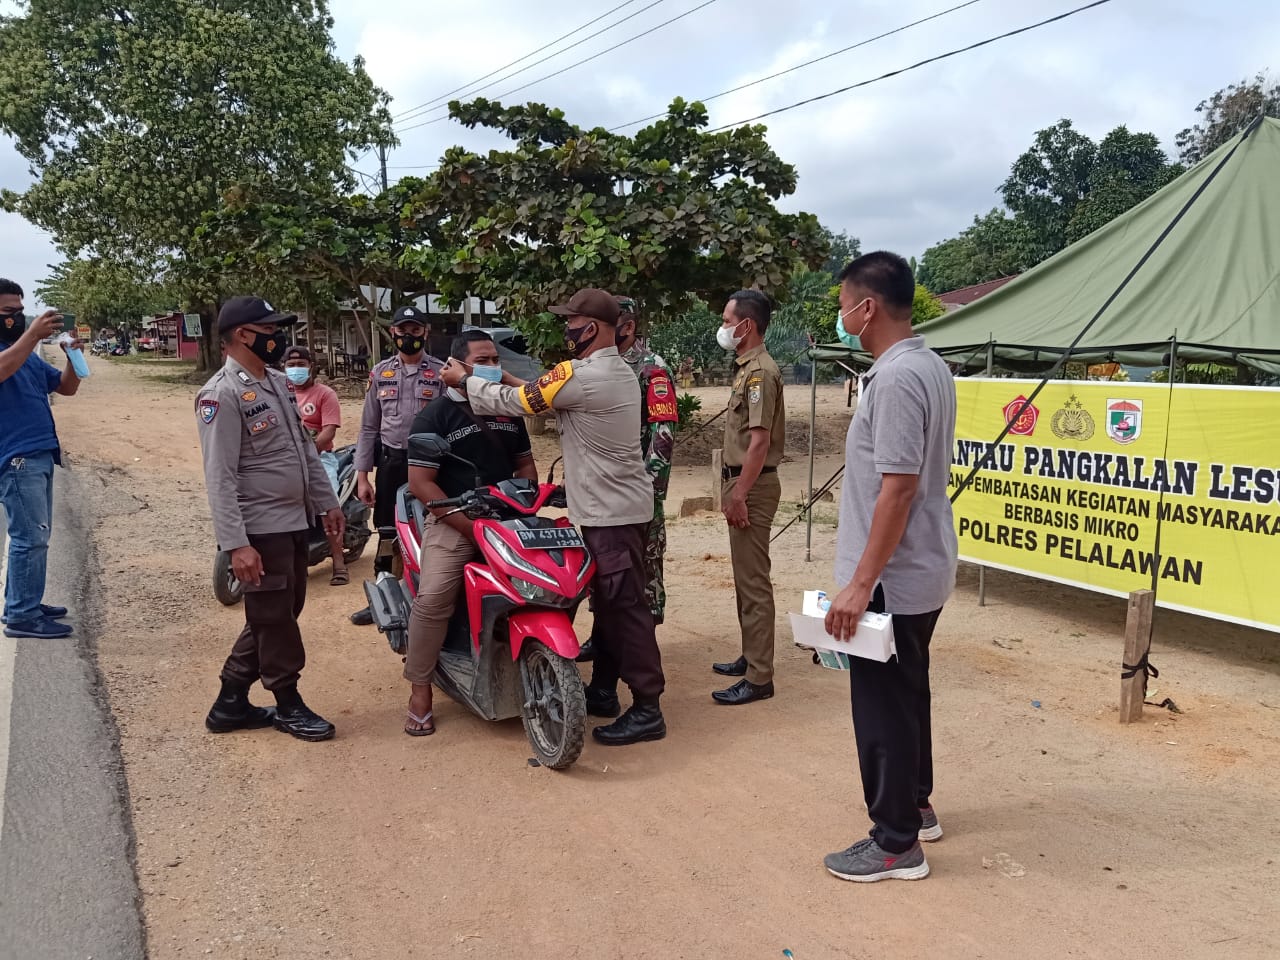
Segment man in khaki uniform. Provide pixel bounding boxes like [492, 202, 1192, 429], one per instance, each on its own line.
[440, 288, 667, 746]
[711, 289, 785, 705]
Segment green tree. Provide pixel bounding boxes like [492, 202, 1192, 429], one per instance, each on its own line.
[1066, 126, 1183, 242]
[196, 179, 437, 354]
[1001, 119, 1097, 263]
[647, 300, 720, 373]
[0, 0, 392, 370]
[911, 284, 945, 326]
[821, 228, 862, 278]
[1176, 72, 1280, 163]
[917, 209, 1030, 294]
[401, 97, 827, 360]
[36, 258, 176, 332]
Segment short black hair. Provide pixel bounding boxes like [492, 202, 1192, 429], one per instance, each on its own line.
[727, 289, 772, 335]
[0, 278, 23, 297]
[838, 251, 915, 313]
[451, 329, 494, 363]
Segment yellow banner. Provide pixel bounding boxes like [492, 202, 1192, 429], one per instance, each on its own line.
[950, 379, 1280, 632]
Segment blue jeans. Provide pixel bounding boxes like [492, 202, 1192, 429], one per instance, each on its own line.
[0, 450, 56, 623]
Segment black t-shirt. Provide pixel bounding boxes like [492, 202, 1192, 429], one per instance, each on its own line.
[408, 395, 532, 497]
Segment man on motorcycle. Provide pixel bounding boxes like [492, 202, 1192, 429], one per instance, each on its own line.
[350, 305, 445, 625]
[441, 288, 668, 747]
[403, 330, 537, 735]
[283, 345, 348, 586]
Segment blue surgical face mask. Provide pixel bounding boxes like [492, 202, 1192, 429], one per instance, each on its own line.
[285, 366, 311, 385]
[469, 362, 503, 383]
[836, 299, 871, 351]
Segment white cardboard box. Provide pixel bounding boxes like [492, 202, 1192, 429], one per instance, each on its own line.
[789, 590, 896, 663]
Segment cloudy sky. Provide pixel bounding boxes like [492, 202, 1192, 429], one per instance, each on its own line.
[3, 0, 1276, 308]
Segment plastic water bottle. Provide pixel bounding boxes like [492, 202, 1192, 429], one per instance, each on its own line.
[59, 332, 91, 378]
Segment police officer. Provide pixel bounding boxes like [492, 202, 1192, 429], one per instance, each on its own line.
[711, 289, 785, 705]
[441, 288, 667, 746]
[349, 305, 445, 625]
[578, 297, 678, 710]
[196, 296, 344, 741]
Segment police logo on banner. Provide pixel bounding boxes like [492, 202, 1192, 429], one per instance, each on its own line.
[1106, 399, 1143, 444]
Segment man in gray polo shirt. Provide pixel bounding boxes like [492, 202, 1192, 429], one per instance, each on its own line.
[821, 252, 958, 883]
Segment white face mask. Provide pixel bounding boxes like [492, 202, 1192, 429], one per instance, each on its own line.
[716, 318, 749, 352]
[446, 387, 467, 402]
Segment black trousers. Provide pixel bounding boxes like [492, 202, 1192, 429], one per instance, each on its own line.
[581, 524, 664, 702]
[848, 585, 943, 854]
[373, 449, 409, 574]
[221, 530, 309, 692]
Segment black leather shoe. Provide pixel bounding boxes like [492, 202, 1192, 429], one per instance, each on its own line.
[350, 606, 374, 626]
[576, 639, 596, 663]
[584, 684, 620, 718]
[205, 682, 275, 733]
[712, 678, 775, 705]
[273, 703, 336, 741]
[712, 655, 748, 677]
[591, 704, 666, 745]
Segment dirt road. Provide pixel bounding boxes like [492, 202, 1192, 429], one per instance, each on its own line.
[55, 357, 1279, 959]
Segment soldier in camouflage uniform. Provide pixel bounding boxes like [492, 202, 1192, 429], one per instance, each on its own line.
[578, 297, 677, 685]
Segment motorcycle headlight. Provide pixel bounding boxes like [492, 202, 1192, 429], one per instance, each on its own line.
[511, 577, 560, 605]
[483, 527, 556, 587]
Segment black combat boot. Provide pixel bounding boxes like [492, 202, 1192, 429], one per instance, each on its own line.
[205, 679, 275, 733]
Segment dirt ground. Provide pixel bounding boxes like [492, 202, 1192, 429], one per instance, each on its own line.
[51, 357, 1279, 960]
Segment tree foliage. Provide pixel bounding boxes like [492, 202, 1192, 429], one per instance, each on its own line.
[919, 120, 1182, 294]
[35, 258, 176, 332]
[1176, 72, 1280, 163]
[821, 228, 861, 279]
[400, 97, 827, 359]
[0, 0, 392, 369]
[911, 285, 945, 326]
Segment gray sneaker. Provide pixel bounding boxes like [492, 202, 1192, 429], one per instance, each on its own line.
[919, 805, 943, 842]
[824, 838, 930, 882]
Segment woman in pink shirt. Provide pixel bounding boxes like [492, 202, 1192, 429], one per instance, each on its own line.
[284, 346, 348, 585]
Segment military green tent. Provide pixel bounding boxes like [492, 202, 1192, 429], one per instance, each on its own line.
[811, 116, 1280, 375]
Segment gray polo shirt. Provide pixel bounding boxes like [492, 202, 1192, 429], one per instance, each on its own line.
[834, 336, 958, 615]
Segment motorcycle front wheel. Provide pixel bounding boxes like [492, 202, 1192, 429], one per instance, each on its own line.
[517, 640, 586, 770]
[212, 551, 244, 606]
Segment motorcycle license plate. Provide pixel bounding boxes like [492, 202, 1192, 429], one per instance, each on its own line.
[515, 527, 585, 550]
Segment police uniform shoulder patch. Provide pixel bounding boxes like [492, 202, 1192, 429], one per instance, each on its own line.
[520, 360, 575, 416]
[235, 370, 252, 384]
[198, 399, 219, 424]
[748, 379, 763, 405]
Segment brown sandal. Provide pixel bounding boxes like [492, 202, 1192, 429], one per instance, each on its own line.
[405, 710, 435, 736]
[329, 569, 350, 586]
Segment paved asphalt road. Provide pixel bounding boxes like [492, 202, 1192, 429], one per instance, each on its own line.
[0, 464, 146, 959]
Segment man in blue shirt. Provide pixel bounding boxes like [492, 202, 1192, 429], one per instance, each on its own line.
[0, 278, 83, 639]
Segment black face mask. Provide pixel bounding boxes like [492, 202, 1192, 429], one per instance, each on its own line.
[0, 310, 26, 344]
[245, 330, 287, 365]
[564, 322, 596, 358]
[394, 334, 425, 356]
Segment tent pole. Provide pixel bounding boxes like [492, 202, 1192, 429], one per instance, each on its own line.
[978, 339, 994, 607]
[806, 354, 817, 563]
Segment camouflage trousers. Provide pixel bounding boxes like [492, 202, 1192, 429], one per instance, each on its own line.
[644, 498, 667, 624]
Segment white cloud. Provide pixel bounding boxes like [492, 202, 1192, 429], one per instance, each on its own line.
[5, 0, 1279, 305]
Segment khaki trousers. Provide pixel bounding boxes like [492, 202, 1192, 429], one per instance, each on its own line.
[404, 521, 479, 684]
[724, 472, 782, 684]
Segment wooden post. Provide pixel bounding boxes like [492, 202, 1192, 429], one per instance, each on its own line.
[711, 449, 723, 512]
[1120, 589, 1155, 724]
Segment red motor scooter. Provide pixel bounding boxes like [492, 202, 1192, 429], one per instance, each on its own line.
[362, 433, 594, 769]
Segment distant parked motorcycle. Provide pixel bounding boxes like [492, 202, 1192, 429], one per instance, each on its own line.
[212, 444, 371, 605]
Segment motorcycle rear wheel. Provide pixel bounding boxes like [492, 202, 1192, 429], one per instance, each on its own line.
[212, 551, 244, 606]
[517, 640, 586, 770]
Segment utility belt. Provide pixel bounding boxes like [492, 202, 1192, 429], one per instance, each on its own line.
[377, 442, 408, 469]
[722, 465, 777, 481]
